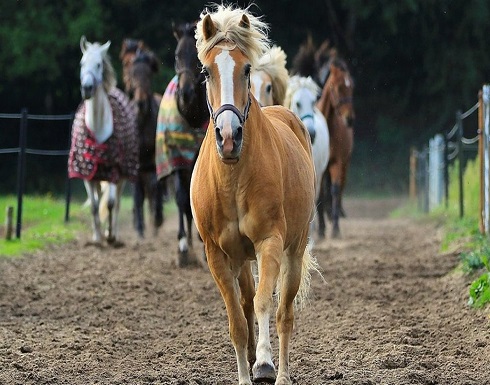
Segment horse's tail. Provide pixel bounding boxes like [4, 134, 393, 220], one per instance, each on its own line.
[295, 241, 323, 309]
[98, 181, 110, 223]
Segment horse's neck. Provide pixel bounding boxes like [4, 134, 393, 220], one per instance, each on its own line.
[177, 83, 209, 128]
[316, 85, 332, 123]
[85, 87, 113, 143]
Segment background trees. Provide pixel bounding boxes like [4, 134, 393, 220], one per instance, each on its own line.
[1, 0, 489, 195]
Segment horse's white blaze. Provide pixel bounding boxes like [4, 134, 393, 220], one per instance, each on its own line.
[214, 50, 239, 139]
[251, 74, 263, 103]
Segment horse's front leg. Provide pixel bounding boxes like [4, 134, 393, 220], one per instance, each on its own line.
[84, 180, 102, 244]
[252, 234, 283, 383]
[238, 261, 256, 366]
[331, 181, 341, 238]
[133, 177, 145, 238]
[106, 180, 125, 245]
[175, 170, 190, 265]
[207, 243, 252, 385]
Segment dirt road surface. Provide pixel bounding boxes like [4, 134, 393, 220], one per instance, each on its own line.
[1, 197, 489, 385]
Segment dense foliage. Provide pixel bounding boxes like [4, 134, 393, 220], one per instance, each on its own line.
[1, 0, 489, 194]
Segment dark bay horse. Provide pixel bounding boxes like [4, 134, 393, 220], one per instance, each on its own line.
[316, 57, 355, 238]
[156, 22, 209, 265]
[192, 5, 317, 385]
[120, 39, 164, 238]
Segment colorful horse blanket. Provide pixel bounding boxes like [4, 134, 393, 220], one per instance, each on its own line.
[68, 87, 139, 183]
[155, 75, 207, 180]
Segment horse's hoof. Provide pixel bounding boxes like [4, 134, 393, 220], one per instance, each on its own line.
[274, 374, 292, 385]
[84, 240, 103, 248]
[177, 249, 189, 267]
[252, 362, 276, 383]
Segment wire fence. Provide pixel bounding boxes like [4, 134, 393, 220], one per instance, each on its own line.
[0, 108, 74, 239]
[410, 86, 490, 236]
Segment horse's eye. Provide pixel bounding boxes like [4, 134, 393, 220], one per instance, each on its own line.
[296, 101, 301, 109]
[265, 84, 272, 94]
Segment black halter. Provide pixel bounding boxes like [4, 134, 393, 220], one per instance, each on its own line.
[207, 94, 251, 126]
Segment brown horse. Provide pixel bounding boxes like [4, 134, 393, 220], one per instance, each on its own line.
[120, 39, 164, 238]
[316, 57, 355, 238]
[191, 5, 317, 385]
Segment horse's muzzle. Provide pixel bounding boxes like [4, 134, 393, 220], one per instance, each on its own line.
[215, 125, 243, 163]
[81, 85, 94, 100]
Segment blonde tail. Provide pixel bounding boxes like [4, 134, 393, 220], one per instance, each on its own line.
[296, 241, 323, 309]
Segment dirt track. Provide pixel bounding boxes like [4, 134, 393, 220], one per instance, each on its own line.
[1, 197, 489, 385]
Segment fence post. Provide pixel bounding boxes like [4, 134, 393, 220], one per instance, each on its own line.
[444, 130, 449, 208]
[15, 108, 28, 239]
[409, 147, 417, 201]
[483, 85, 490, 236]
[456, 110, 464, 218]
[478, 89, 484, 233]
[64, 113, 74, 223]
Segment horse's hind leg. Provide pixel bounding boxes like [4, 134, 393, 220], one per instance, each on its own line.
[274, 244, 305, 385]
[133, 177, 145, 238]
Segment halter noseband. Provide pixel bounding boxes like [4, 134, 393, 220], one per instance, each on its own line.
[207, 94, 251, 126]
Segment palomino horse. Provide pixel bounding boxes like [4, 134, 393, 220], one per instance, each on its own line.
[192, 5, 317, 385]
[120, 40, 164, 238]
[284, 75, 330, 239]
[156, 22, 209, 265]
[250, 45, 289, 106]
[316, 57, 355, 238]
[69, 36, 138, 245]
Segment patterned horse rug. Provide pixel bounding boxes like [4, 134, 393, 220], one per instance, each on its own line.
[155, 75, 207, 180]
[68, 87, 139, 183]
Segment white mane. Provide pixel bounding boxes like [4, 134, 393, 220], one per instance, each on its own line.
[254, 46, 289, 105]
[284, 75, 320, 108]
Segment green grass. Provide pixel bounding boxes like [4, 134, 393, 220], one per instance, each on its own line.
[0, 194, 177, 258]
[0, 195, 87, 257]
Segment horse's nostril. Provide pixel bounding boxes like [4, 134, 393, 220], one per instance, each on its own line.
[235, 126, 243, 143]
[215, 126, 223, 147]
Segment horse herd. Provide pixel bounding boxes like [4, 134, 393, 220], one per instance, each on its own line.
[68, 5, 354, 385]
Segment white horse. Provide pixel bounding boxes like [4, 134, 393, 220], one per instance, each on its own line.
[284, 75, 330, 239]
[68, 36, 138, 245]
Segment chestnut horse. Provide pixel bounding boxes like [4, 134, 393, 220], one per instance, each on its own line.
[250, 45, 289, 106]
[191, 5, 317, 385]
[316, 57, 355, 238]
[120, 39, 164, 238]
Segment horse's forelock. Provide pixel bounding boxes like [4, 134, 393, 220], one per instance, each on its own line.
[196, 4, 270, 68]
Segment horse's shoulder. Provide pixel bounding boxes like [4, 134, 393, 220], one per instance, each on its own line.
[262, 105, 311, 149]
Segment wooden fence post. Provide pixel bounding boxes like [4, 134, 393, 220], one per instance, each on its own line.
[5, 206, 14, 240]
[409, 147, 417, 201]
[15, 108, 28, 239]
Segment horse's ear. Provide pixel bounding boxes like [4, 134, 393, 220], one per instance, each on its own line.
[100, 40, 111, 55]
[239, 14, 250, 29]
[202, 14, 217, 41]
[172, 21, 182, 41]
[80, 35, 88, 53]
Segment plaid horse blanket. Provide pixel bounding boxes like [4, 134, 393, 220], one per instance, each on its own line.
[68, 87, 139, 183]
[155, 75, 207, 180]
